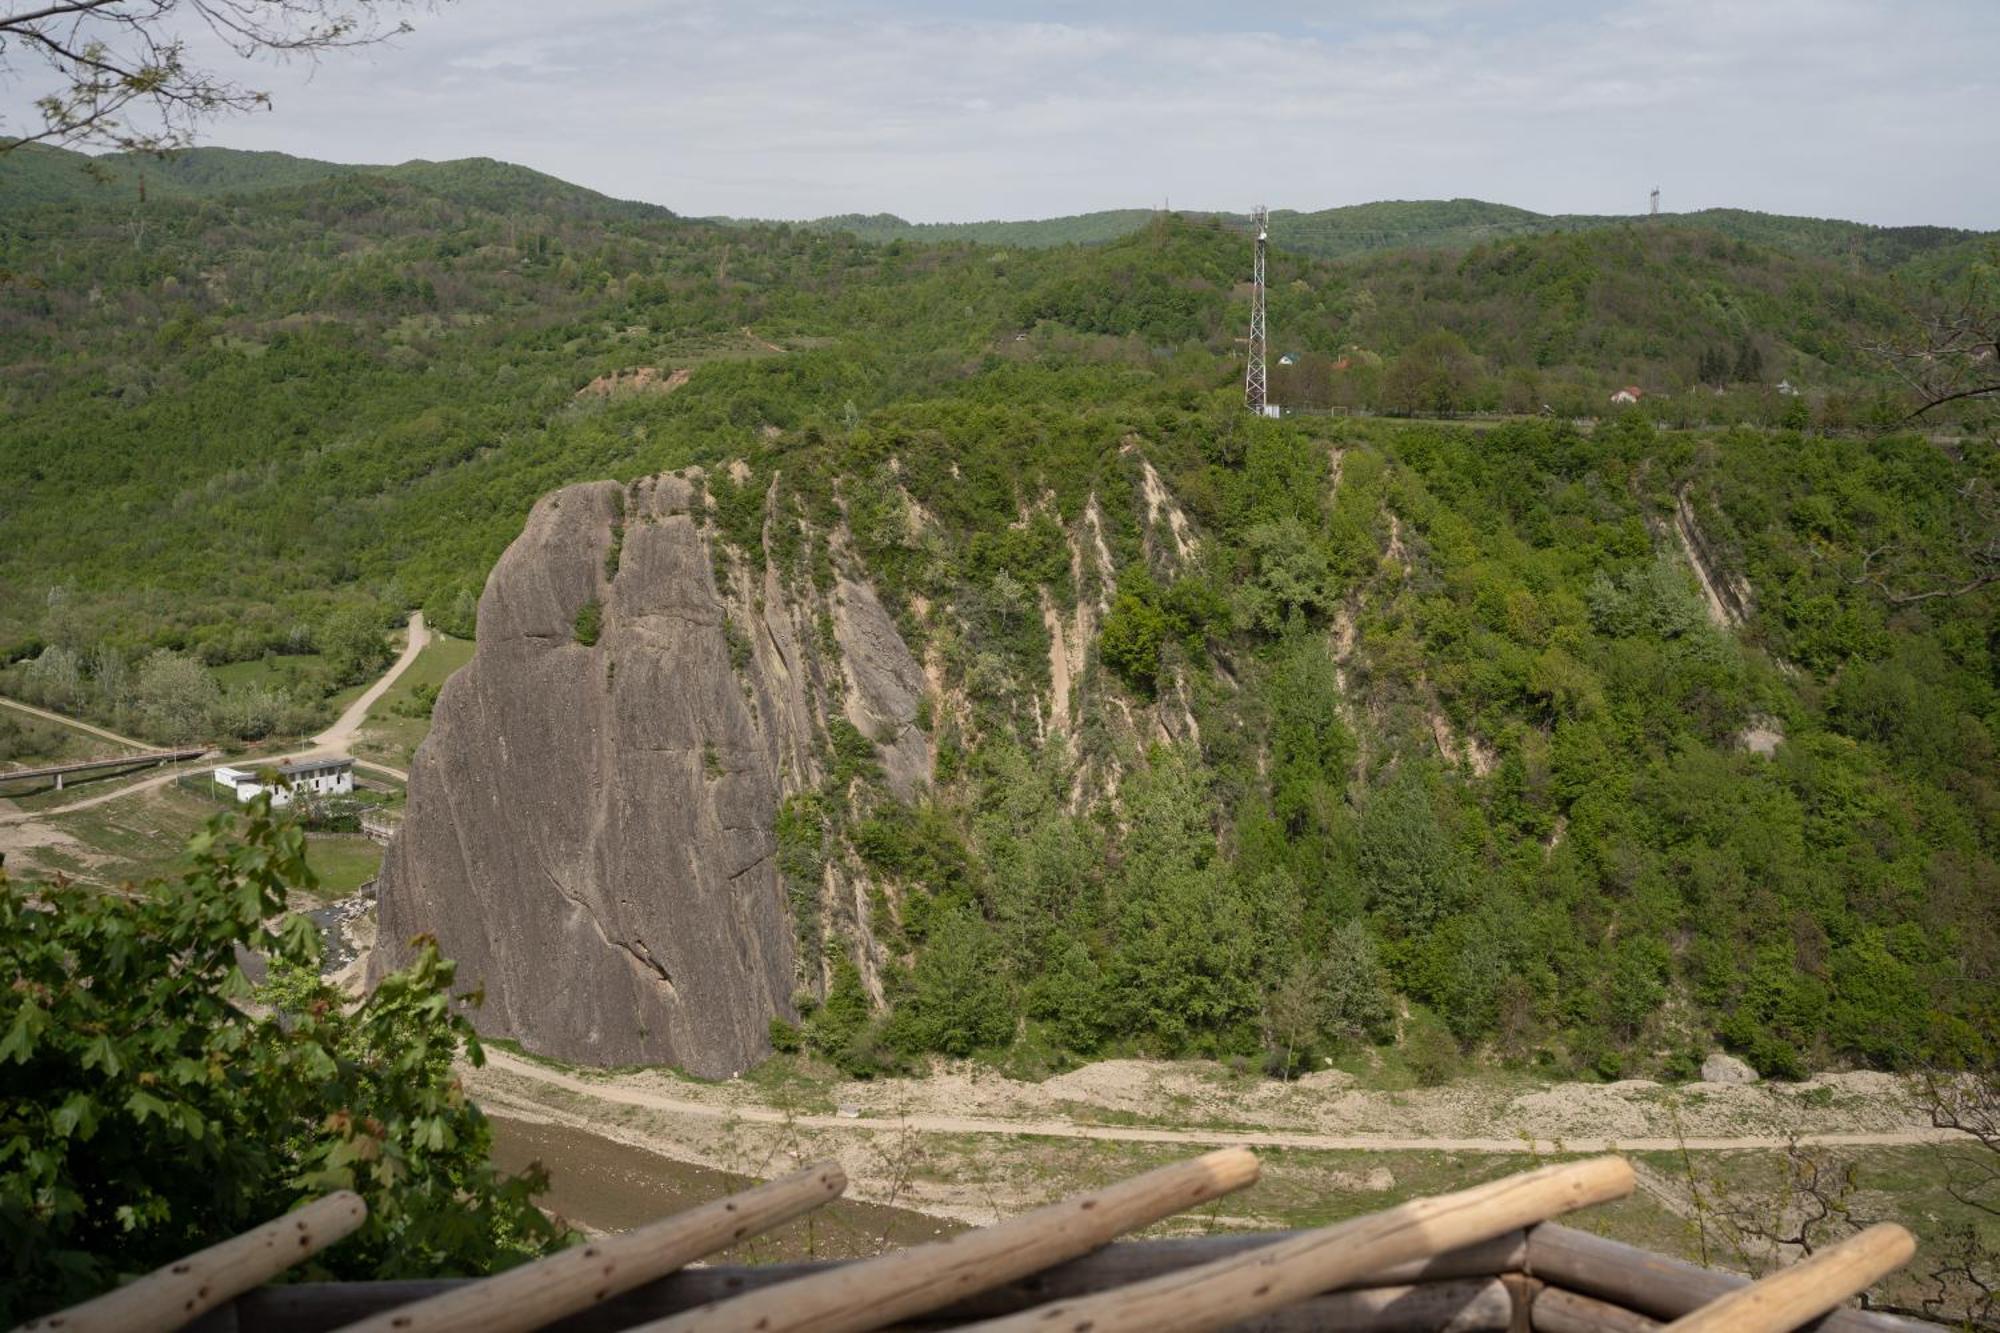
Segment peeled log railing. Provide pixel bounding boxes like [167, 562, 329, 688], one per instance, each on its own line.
[14, 1155, 1927, 1333]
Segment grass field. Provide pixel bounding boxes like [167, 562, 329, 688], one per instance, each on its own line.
[12, 784, 219, 885]
[304, 833, 383, 897]
[208, 652, 327, 691]
[353, 633, 474, 768]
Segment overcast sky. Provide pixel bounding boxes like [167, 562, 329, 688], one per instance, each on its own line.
[9, 0, 1998, 227]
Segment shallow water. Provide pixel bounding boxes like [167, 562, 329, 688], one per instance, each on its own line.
[487, 1114, 962, 1260]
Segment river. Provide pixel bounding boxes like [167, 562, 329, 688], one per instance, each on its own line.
[487, 1114, 963, 1260]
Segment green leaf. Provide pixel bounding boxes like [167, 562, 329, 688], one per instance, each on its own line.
[79, 1033, 122, 1076]
[0, 1000, 48, 1063]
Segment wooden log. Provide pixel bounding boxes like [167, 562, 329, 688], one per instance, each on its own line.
[635, 1147, 1261, 1333]
[956, 1156, 1635, 1333]
[328, 1161, 846, 1333]
[13, 1191, 366, 1333]
[1661, 1225, 1916, 1333]
[1533, 1285, 1662, 1333]
[201, 1230, 1531, 1333]
[1525, 1224, 1930, 1333]
[1224, 1278, 1517, 1333]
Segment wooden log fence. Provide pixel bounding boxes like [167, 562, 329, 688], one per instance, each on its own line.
[21, 1155, 1928, 1333]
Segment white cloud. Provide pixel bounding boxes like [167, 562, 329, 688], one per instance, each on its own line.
[3, 0, 1993, 227]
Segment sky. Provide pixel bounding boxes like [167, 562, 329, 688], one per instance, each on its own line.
[7, 0, 1998, 228]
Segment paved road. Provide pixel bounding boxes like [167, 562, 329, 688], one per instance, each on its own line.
[476, 1049, 1959, 1157]
[0, 614, 428, 825]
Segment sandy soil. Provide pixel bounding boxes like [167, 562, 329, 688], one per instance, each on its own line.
[470, 1050, 1944, 1157]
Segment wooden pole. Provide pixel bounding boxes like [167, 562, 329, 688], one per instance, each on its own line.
[1533, 1286, 1662, 1333]
[959, 1157, 1634, 1333]
[636, 1148, 1260, 1333]
[201, 1230, 1533, 1333]
[14, 1191, 367, 1333]
[1241, 1278, 1516, 1333]
[329, 1162, 846, 1333]
[1661, 1225, 1915, 1333]
[1526, 1223, 1928, 1333]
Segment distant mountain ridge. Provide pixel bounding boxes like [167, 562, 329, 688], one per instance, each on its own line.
[0, 142, 673, 220]
[5, 141, 1986, 274]
[762, 198, 1989, 271]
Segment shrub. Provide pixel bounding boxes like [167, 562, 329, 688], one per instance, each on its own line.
[572, 598, 602, 646]
[0, 801, 566, 1322]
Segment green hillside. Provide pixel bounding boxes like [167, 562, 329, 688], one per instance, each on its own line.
[0, 143, 668, 219]
[775, 197, 1990, 272]
[773, 208, 1162, 248]
[1, 156, 1993, 1089]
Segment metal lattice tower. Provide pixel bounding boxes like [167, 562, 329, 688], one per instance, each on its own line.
[1245, 205, 1269, 414]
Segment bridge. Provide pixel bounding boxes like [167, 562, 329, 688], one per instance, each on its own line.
[0, 748, 209, 790]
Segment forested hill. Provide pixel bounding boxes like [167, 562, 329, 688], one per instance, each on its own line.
[0, 142, 670, 220]
[771, 198, 1990, 271]
[9, 142, 1985, 272]
[2, 150, 1994, 1083]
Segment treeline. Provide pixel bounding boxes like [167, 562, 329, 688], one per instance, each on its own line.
[1, 606, 391, 744]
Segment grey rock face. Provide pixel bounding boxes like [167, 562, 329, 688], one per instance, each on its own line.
[371, 470, 929, 1075]
[1701, 1052, 1760, 1085]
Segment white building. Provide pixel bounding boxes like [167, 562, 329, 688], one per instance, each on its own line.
[213, 756, 354, 807]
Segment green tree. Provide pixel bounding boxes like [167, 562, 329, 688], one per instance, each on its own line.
[0, 801, 564, 1323]
[887, 908, 1016, 1057]
[1097, 568, 1170, 696]
[134, 648, 222, 743]
[1357, 767, 1467, 936]
[321, 606, 393, 686]
[1109, 749, 1262, 1050]
[1384, 329, 1480, 415]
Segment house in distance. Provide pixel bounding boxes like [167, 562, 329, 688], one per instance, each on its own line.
[213, 756, 355, 806]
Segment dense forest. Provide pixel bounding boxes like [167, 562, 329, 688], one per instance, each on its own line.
[1, 146, 1994, 1083]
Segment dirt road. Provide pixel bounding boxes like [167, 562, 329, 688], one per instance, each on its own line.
[316, 611, 427, 753]
[0, 696, 149, 750]
[0, 614, 426, 829]
[474, 1049, 1956, 1157]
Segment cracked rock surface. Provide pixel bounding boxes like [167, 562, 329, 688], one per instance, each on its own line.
[371, 471, 918, 1076]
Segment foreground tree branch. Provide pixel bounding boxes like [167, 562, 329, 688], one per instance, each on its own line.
[1862, 256, 2000, 427]
[0, 0, 436, 153]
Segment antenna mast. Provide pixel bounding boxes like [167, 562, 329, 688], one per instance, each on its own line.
[1245, 204, 1269, 415]
[1649, 187, 1660, 216]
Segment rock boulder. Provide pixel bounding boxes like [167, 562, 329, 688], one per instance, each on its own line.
[1701, 1052, 1760, 1085]
[370, 470, 928, 1076]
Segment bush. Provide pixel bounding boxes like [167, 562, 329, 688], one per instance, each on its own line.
[572, 598, 602, 647]
[1404, 1010, 1460, 1087]
[0, 800, 566, 1322]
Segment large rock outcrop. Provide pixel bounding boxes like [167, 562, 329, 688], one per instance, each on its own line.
[370, 470, 929, 1075]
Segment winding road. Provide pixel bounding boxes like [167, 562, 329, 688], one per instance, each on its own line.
[474, 1049, 1958, 1158]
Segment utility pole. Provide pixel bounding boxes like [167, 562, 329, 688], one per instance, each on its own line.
[1245, 205, 1269, 415]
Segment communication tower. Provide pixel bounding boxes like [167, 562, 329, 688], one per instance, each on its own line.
[1245, 205, 1270, 415]
[1650, 187, 1660, 217]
